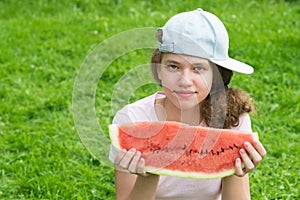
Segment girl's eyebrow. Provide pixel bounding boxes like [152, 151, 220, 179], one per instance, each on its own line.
[193, 62, 210, 67]
[163, 59, 210, 67]
[163, 59, 180, 64]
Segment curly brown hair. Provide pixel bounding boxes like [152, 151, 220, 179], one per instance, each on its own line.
[151, 48, 255, 129]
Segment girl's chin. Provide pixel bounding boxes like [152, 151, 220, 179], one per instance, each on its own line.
[174, 102, 200, 111]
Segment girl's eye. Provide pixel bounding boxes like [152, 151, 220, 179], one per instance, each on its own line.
[167, 65, 179, 70]
[194, 66, 204, 72]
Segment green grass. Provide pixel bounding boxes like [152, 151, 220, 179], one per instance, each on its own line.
[0, 0, 299, 199]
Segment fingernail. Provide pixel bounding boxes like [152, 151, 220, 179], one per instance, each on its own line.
[129, 148, 136, 152]
[244, 142, 250, 148]
[240, 149, 245, 154]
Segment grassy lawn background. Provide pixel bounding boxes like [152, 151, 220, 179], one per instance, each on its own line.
[0, 0, 299, 199]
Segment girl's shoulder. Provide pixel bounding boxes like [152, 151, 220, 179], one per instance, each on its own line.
[113, 92, 165, 124]
[122, 92, 163, 110]
[231, 113, 252, 132]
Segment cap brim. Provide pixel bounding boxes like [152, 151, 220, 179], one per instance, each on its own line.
[211, 58, 254, 74]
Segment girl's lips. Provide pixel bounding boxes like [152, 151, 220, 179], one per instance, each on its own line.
[174, 90, 197, 98]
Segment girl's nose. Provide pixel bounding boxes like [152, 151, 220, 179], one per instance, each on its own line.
[179, 70, 193, 87]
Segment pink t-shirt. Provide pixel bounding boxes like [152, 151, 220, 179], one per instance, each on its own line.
[109, 92, 253, 200]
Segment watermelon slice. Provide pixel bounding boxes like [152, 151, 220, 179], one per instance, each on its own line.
[109, 121, 258, 179]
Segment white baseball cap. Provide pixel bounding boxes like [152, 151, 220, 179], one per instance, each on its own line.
[158, 8, 254, 74]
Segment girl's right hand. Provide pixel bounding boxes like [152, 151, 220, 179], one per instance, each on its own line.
[114, 148, 149, 176]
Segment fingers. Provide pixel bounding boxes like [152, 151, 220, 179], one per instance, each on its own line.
[245, 140, 266, 165]
[253, 139, 267, 158]
[235, 158, 244, 177]
[235, 149, 253, 177]
[128, 151, 142, 173]
[118, 148, 137, 169]
[240, 148, 255, 171]
[243, 142, 260, 167]
[114, 148, 148, 176]
[137, 158, 148, 176]
[235, 139, 267, 177]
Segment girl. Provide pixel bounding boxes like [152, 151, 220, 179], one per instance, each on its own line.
[109, 8, 266, 200]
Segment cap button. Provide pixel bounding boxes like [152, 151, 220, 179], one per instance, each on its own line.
[197, 8, 203, 12]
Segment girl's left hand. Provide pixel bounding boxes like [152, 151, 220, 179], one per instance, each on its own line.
[235, 139, 267, 177]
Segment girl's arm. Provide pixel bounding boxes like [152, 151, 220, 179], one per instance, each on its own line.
[221, 140, 266, 200]
[221, 175, 250, 200]
[114, 148, 160, 200]
[115, 170, 159, 200]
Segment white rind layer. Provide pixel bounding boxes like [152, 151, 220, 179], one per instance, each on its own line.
[109, 124, 121, 150]
[145, 166, 235, 179]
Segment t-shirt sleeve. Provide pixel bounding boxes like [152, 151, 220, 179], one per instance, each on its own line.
[232, 113, 253, 132]
[112, 107, 134, 124]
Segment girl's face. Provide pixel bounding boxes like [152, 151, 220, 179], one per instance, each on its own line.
[157, 53, 213, 111]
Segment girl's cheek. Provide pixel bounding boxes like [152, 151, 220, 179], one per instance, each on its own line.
[161, 75, 179, 87]
[195, 75, 212, 90]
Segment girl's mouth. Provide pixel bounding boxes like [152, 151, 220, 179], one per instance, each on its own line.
[174, 90, 197, 98]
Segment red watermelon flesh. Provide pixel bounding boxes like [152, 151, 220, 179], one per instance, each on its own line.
[109, 121, 257, 179]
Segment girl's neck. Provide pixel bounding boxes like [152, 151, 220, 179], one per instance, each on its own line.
[155, 97, 201, 126]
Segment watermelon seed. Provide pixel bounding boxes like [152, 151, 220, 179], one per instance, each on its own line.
[187, 149, 200, 156]
[199, 149, 203, 155]
[163, 147, 169, 152]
